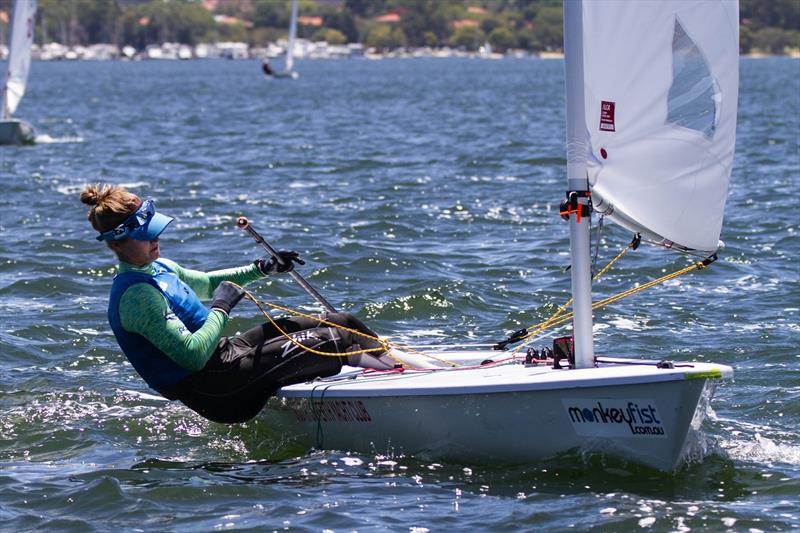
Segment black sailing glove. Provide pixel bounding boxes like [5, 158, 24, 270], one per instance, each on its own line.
[210, 281, 245, 317]
[255, 250, 304, 276]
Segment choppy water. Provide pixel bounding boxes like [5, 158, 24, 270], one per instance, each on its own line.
[1, 57, 798, 531]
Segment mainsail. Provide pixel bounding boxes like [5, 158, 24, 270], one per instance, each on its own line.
[1, 0, 37, 119]
[579, 1, 739, 253]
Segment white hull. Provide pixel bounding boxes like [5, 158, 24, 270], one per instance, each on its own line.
[271, 70, 299, 80]
[262, 351, 731, 471]
[0, 118, 35, 145]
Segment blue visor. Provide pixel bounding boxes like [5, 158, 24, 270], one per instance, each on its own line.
[96, 199, 174, 242]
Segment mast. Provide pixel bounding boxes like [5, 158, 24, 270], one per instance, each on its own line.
[563, 0, 594, 368]
[286, 0, 298, 73]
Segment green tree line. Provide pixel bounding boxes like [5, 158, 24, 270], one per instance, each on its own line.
[0, 0, 797, 54]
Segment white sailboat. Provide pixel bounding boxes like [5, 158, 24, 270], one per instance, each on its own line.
[0, 0, 36, 145]
[261, 0, 739, 471]
[268, 0, 299, 80]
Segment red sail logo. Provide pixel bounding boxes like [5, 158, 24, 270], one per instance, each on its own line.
[600, 101, 616, 132]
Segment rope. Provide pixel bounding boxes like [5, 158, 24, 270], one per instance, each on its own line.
[233, 285, 458, 367]
[512, 255, 715, 352]
[510, 237, 636, 354]
[229, 245, 713, 365]
[589, 256, 714, 310]
[590, 214, 605, 278]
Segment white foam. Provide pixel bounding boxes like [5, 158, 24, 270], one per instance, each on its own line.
[607, 317, 647, 331]
[35, 134, 85, 144]
[729, 433, 800, 465]
[714, 425, 800, 466]
[67, 327, 103, 336]
[340, 456, 363, 466]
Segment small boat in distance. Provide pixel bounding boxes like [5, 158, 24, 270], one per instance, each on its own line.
[0, 0, 36, 145]
[264, 0, 299, 80]
[261, 0, 740, 471]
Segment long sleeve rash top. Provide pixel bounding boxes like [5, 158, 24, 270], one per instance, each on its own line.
[116, 258, 264, 371]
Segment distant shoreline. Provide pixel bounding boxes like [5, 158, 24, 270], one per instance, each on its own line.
[2, 41, 798, 62]
[744, 51, 800, 58]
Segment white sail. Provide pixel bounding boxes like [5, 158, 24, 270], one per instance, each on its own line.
[1, 0, 37, 119]
[580, 1, 739, 253]
[285, 0, 298, 73]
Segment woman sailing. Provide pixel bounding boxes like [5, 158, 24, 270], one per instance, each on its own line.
[80, 183, 406, 423]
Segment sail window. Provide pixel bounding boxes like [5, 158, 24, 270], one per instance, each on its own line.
[666, 17, 718, 139]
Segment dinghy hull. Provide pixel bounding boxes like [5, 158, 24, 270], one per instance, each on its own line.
[0, 119, 35, 145]
[262, 353, 731, 471]
[270, 71, 299, 80]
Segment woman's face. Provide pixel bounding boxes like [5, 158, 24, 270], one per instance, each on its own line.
[110, 237, 160, 266]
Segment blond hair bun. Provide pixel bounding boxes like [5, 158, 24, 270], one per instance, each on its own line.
[80, 183, 141, 233]
[80, 183, 112, 206]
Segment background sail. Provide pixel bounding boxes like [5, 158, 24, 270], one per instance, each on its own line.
[285, 0, 298, 73]
[2, 0, 37, 118]
[581, 1, 739, 253]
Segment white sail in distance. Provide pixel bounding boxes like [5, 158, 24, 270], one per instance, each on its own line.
[580, 1, 739, 253]
[1, 0, 37, 118]
[285, 0, 298, 73]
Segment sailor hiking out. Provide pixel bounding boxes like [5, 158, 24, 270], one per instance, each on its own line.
[81, 183, 401, 423]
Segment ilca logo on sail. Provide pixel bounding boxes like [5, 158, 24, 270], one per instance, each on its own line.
[563, 398, 667, 438]
[599, 100, 616, 132]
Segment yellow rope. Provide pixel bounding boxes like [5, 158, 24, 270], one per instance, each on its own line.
[234, 286, 458, 367]
[590, 258, 712, 309]
[512, 257, 713, 351]
[229, 247, 711, 365]
[511, 241, 635, 354]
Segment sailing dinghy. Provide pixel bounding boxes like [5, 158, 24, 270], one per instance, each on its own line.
[260, 0, 739, 471]
[0, 0, 36, 145]
[268, 0, 299, 80]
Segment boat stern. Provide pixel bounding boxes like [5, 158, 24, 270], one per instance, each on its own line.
[0, 119, 36, 145]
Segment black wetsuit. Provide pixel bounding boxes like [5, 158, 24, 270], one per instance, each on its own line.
[169, 312, 383, 423]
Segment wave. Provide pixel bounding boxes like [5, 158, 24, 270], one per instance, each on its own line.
[709, 415, 800, 467]
[35, 134, 85, 144]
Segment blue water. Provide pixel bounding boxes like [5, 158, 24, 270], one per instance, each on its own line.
[0, 57, 798, 531]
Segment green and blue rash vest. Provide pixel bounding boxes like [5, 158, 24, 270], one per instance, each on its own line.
[107, 258, 264, 396]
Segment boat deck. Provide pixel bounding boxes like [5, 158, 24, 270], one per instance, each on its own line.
[277, 351, 733, 398]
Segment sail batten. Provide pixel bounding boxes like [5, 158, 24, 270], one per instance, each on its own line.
[581, 1, 739, 253]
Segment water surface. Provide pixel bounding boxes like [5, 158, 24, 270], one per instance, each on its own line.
[0, 57, 798, 531]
